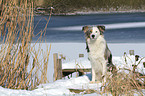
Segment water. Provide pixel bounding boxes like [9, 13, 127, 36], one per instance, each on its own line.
[33, 12, 145, 43]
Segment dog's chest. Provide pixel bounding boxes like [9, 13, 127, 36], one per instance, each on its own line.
[88, 36, 106, 57]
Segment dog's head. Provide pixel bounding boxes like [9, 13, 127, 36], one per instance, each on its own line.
[82, 25, 105, 40]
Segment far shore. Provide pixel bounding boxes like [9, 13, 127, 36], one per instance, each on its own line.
[34, 9, 145, 16]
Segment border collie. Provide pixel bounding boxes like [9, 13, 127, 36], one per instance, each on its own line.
[82, 25, 116, 83]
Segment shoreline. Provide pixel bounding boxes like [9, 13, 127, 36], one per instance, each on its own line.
[34, 10, 145, 16]
[30, 42, 145, 57]
[30, 41, 145, 44]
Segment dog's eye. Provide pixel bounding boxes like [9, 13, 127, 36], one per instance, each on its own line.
[96, 31, 98, 33]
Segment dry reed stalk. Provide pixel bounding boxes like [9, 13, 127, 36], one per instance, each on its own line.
[42, 44, 51, 83]
[104, 66, 144, 95]
[0, 0, 51, 90]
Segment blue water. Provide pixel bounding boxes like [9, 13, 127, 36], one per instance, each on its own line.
[33, 12, 145, 43]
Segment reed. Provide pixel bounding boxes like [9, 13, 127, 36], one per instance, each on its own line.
[104, 56, 145, 95]
[0, 0, 51, 90]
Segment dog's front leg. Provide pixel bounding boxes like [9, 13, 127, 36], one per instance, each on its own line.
[102, 60, 107, 85]
[90, 68, 96, 83]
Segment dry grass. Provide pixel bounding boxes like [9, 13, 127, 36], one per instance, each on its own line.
[104, 56, 145, 96]
[105, 72, 144, 95]
[0, 0, 51, 90]
[66, 55, 145, 95]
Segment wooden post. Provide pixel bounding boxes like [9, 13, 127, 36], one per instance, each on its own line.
[57, 59, 62, 79]
[143, 62, 145, 68]
[60, 54, 66, 60]
[53, 53, 58, 81]
[53, 53, 62, 81]
[79, 54, 84, 58]
[129, 50, 134, 55]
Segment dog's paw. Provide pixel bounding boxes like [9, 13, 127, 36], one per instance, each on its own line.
[90, 81, 101, 84]
[90, 81, 95, 83]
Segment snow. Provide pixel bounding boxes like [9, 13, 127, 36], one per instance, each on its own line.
[37, 75, 100, 91]
[113, 55, 145, 74]
[62, 58, 91, 69]
[63, 54, 145, 75]
[0, 75, 102, 96]
[0, 43, 145, 96]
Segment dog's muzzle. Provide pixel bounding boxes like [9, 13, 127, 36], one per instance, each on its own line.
[90, 34, 96, 39]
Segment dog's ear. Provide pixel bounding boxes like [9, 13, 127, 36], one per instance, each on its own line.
[97, 26, 105, 34]
[82, 26, 89, 33]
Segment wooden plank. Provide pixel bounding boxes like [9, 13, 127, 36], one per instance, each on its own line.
[62, 68, 91, 77]
[79, 54, 84, 58]
[69, 89, 96, 94]
[129, 50, 134, 55]
[62, 68, 91, 72]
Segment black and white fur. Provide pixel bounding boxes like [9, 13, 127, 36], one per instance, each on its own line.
[82, 25, 116, 83]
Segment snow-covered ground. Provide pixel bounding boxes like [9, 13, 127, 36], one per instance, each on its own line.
[0, 43, 145, 96]
[43, 43, 145, 82]
[63, 55, 145, 75]
[0, 75, 107, 96]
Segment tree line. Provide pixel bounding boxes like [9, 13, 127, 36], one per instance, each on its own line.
[35, 0, 145, 13]
[1, 0, 145, 14]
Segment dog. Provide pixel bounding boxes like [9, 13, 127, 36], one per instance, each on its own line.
[82, 25, 116, 83]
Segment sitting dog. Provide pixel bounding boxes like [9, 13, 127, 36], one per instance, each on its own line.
[82, 25, 116, 83]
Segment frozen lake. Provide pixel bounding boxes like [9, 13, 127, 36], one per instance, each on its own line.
[33, 12, 145, 43]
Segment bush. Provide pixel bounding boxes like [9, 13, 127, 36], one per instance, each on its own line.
[0, 0, 50, 90]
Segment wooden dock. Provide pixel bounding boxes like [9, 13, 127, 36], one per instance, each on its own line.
[62, 68, 91, 77]
[53, 53, 91, 81]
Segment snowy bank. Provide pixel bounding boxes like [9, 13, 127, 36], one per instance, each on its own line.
[0, 54, 145, 96]
[0, 75, 102, 96]
[0, 43, 145, 96]
[27, 43, 145, 82]
[63, 55, 145, 75]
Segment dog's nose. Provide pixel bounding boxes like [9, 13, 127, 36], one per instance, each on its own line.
[91, 34, 95, 38]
